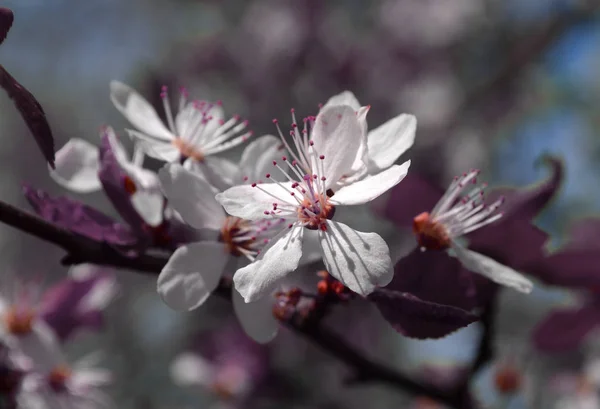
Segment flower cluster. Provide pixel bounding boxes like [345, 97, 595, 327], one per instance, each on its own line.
[0, 266, 115, 409]
[32, 83, 545, 346]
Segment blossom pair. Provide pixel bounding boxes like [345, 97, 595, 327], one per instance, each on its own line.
[0, 267, 114, 408]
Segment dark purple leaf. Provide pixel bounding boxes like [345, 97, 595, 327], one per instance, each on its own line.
[0, 65, 55, 167]
[564, 217, 600, 251]
[523, 250, 600, 288]
[40, 273, 112, 342]
[532, 304, 600, 353]
[481, 155, 563, 222]
[23, 185, 138, 246]
[468, 222, 549, 270]
[372, 172, 444, 229]
[390, 248, 478, 311]
[98, 134, 146, 232]
[0, 8, 13, 45]
[368, 289, 478, 339]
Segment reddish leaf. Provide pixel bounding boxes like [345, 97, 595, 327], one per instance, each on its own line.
[368, 289, 478, 339]
[0, 8, 13, 45]
[0, 65, 55, 167]
[23, 185, 137, 246]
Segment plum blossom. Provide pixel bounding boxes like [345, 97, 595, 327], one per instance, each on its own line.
[50, 127, 164, 228]
[410, 169, 533, 293]
[0, 276, 62, 369]
[170, 323, 271, 406]
[17, 350, 112, 409]
[110, 81, 252, 190]
[216, 105, 411, 301]
[157, 135, 300, 342]
[321, 91, 416, 181]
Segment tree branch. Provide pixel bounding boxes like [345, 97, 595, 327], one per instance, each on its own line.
[0, 200, 477, 408]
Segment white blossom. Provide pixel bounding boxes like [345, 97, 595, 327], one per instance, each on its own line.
[216, 105, 410, 301]
[110, 81, 252, 190]
[412, 169, 533, 293]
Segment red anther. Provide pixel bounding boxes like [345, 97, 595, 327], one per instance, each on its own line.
[309, 141, 314, 146]
[332, 281, 346, 295]
[243, 176, 249, 181]
[282, 156, 287, 161]
[123, 176, 137, 195]
[272, 118, 279, 124]
[290, 108, 295, 113]
[218, 119, 225, 126]
[319, 155, 325, 160]
[265, 173, 271, 178]
[290, 192, 295, 196]
[272, 160, 277, 166]
[291, 123, 298, 128]
[288, 224, 293, 228]
[313, 174, 318, 180]
[412, 212, 451, 251]
[292, 160, 298, 166]
[263, 211, 270, 215]
[3, 307, 34, 335]
[321, 176, 326, 181]
[216, 100, 223, 106]
[243, 120, 249, 126]
[317, 280, 329, 295]
[47, 366, 71, 393]
[251, 183, 257, 187]
[494, 364, 522, 395]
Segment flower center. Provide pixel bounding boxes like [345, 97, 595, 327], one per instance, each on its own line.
[47, 365, 71, 393]
[297, 193, 335, 231]
[413, 170, 506, 251]
[172, 138, 205, 162]
[412, 212, 451, 250]
[123, 176, 137, 195]
[219, 217, 252, 257]
[219, 217, 283, 260]
[3, 307, 35, 336]
[493, 364, 521, 395]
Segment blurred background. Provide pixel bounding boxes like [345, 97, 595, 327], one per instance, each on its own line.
[1, 0, 600, 408]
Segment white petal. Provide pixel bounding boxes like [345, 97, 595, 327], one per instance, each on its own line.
[311, 105, 364, 189]
[233, 226, 303, 302]
[321, 91, 361, 111]
[238, 134, 283, 184]
[125, 130, 180, 162]
[127, 166, 165, 226]
[232, 288, 278, 344]
[174, 102, 199, 139]
[71, 368, 112, 388]
[103, 126, 130, 167]
[50, 139, 101, 193]
[199, 156, 239, 191]
[330, 161, 411, 206]
[130, 191, 164, 227]
[318, 220, 393, 296]
[170, 352, 214, 387]
[19, 322, 64, 372]
[216, 182, 296, 221]
[367, 114, 416, 172]
[299, 229, 322, 265]
[158, 164, 226, 231]
[157, 242, 229, 310]
[110, 81, 174, 140]
[450, 243, 533, 294]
